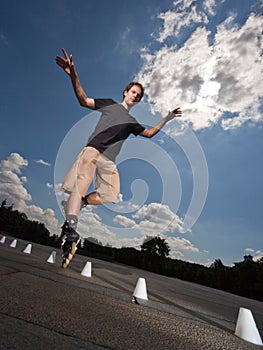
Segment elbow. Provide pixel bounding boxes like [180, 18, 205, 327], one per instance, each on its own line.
[79, 100, 91, 108]
[141, 130, 155, 138]
[79, 98, 87, 107]
[141, 131, 152, 138]
[78, 97, 95, 109]
[140, 127, 159, 138]
[145, 129, 157, 138]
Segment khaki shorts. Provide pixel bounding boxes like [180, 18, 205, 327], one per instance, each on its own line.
[62, 146, 120, 203]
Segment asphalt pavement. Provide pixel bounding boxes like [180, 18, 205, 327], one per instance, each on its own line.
[0, 235, 262, 350]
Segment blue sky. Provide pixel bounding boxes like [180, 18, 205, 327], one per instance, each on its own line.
[0, 0, 262, 266]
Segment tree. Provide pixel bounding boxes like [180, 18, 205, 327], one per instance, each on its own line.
[0, 199, 7, 208]
[210, 258, 225, 269]
[141, 236, 170, 258]
[244, 254, 253, 263]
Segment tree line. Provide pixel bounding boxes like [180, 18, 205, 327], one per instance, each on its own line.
[0, 199, 57, 247]
[0, 199, 262, 302]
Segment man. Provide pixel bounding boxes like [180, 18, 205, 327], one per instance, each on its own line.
[56, 48, 182, 268]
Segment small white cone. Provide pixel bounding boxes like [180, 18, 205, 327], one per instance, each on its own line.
[133, 277, 148, 301]
[81, 261, 92, 277]
[23, 244, 32, 254]
[235, 307, 263, 346]
[47, 251, 56, 264]
[10, 239, 17, 248]
[0, 236, 6, 243]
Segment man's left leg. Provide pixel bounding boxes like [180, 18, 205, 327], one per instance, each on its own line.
[82, 154, 120, 207]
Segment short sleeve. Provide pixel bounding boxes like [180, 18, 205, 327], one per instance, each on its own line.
[94, 98, 117, 110]
[131, 123, 145, 136]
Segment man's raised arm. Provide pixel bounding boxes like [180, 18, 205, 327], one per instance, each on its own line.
[56, 48, 95, 110]
[140, 107, 182, 138]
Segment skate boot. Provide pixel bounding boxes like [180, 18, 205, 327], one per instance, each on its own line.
[60, 221, 80, 269]
[81, 195, 89, 209]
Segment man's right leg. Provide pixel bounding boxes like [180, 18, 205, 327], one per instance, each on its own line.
[60, 147, 100, 268]
[60, 192, 82, 268]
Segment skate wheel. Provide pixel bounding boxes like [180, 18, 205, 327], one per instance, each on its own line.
[61, 242, 77, 268]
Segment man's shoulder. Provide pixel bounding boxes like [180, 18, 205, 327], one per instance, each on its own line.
[94, 98, 117, 110]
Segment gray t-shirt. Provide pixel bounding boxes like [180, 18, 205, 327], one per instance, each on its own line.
[87, 99, 145, 161]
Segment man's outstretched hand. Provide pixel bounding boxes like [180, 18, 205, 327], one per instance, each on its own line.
[167, 107, 182, 121]
[56, 48, 74, 76]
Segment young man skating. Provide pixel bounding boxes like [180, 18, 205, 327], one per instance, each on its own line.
[56, 48, 182, 268]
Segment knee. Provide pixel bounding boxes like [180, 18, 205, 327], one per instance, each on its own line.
[110, 191, 120, 204]
[100, 191, 120, 204]
[110, 196, 119, 204]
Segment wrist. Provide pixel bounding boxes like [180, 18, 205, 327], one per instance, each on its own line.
[166, 111, 175, 121]
[70, 68, 78, 80]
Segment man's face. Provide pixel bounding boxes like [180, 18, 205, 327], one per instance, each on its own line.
[123, 85, 142, 106]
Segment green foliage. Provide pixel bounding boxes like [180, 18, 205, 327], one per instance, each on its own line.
[210, 258, 225, 269]
[0, 199, 57, 247]
[78, 237, 115, 261]
[141, 236, 170, 258]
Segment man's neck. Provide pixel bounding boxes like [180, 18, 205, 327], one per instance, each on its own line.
[121, 101, 131, 111]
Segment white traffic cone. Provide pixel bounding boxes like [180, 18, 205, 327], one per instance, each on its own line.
[10, 239, 17, 248]
[133, 277, 148, 301]
[235, 307, 263, 346]
[81, 261, 92, 277]
[0, 236, 6, 243]
[47, 251, 56, 264]
[23, 244, 32, 254]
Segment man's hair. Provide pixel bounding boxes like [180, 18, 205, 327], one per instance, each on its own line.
[123, 82, 144, 101]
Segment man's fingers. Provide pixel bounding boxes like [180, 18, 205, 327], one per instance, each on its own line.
[56, 55, 63, 62]
[172, 107, 182, 114]
[56, 55, 66, 67]
[171, 108, 182, 116]
[62, 48, 69, 59]
[55, 56, 63, 65]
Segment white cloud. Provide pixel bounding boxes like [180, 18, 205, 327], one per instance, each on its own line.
[0, 170, 23, 186]
[25, 205, 58, 232]
[78, 207, 117, 246]
[137, 10, 263, 131]
[35, 159, 51, 166]
[0, 153, 59, 235]
[113, 215, 136, 228]
[156, 0, 209, 42]
[133, 202, 185, 234]
[1, 153, 28, 174]
[54, 183, 64, 197]
[0, 182, 32, 203]
[245, 248, 255, 253]
[203, 0, 218, 17]
[166, 236, 199, 259]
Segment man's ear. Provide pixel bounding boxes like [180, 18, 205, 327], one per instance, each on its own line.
[124, 90, 128, 97]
